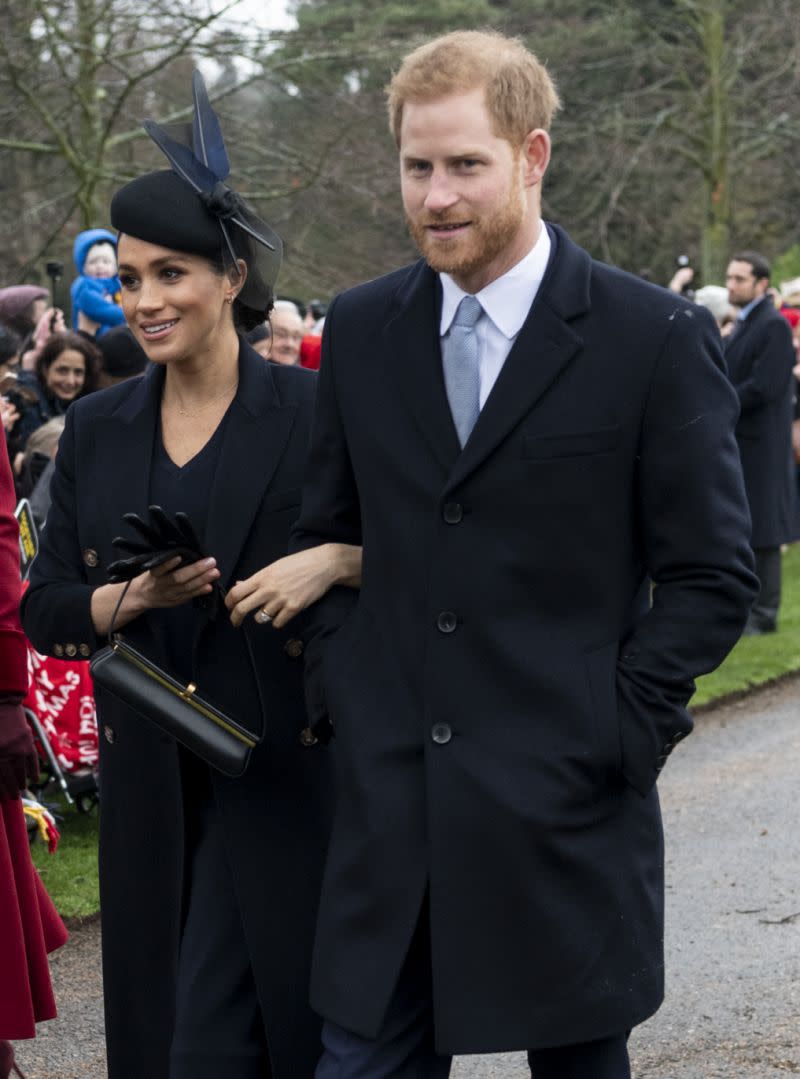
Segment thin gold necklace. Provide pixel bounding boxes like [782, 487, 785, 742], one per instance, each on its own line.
[164, 378, 238, 419]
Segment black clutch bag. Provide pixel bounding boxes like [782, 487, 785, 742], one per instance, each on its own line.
[89, 507, 262, 778]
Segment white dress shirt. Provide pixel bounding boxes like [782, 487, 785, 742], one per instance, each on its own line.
[439, 224, 552, 409]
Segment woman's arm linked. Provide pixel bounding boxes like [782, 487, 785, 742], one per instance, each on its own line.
[225, 543, 361, 629]
[91, 543, 361, 636]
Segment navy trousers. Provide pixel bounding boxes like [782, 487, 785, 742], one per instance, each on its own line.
[169, 757, 271, 1079]
[315, 904, 630, 1079]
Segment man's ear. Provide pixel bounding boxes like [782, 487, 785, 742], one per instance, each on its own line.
[521, 129, 551, 188]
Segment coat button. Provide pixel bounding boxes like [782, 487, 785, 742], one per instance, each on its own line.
[83, 548, 99, 568]
[65, 643, 77, 657]
[79, 644, 91, 657]
[104, 725, 116, 745]
[53, 644, 64, 658]
[431, 723, 452, 745]
[299, 727, 318, 747]
[284, 638, 304, 659]
[443, 502, 463, 525]
[436, 611, 458, 634]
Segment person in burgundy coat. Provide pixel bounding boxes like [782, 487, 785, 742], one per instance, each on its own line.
[0, 436, 67, 1078]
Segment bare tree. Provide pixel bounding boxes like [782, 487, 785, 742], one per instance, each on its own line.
[0, 0, 259, 278]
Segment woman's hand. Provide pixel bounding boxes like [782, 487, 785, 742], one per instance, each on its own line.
[90, 557, 220, 635]
[133, 556, 221, 609]
[225, 543, 362, 630]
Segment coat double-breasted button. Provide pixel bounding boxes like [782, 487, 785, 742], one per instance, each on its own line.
[53, 644, 64, 657]
[299, 727, 318, 747]
[443, 502, 464, 525]
[79, 644, 91, 657]
[436, 611, 458, 634]
[284, 638, 304, 659]
[83, 548, 99, 568]
[104, 724, 116, 744]
[65, 643, 77, 657]
[431, 723, 452, 745]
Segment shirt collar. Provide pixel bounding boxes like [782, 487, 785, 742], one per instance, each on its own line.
[738, 296, 765, 321]
[439, 223, 552, 339]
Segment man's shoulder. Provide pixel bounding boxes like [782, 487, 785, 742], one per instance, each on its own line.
[590, 257, 694, 317]
[332, 261, 427, 316]
[544, 224, 699, 325]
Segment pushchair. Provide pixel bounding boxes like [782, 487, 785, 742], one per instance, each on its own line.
[24, 646, 99, 815]
[17, 499, 99, 814]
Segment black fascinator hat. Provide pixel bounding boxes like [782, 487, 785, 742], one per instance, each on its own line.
[110, 71, 282, 320]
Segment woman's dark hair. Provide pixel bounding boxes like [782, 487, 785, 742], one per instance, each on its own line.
[0, 324, 21, 367]
[208, 231, 274, 333]
[35, 331, 100, 397]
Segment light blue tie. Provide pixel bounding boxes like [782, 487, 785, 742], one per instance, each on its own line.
[442, 295, 483, 448]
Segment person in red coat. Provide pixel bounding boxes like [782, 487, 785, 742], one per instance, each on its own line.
[0, 435, 67, 1076]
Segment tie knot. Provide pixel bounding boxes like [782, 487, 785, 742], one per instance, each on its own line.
[453, 295, 483, 329]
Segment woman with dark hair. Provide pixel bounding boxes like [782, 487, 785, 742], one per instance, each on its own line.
[22, 74, 360, 1079]
[12, 331, 99, 454]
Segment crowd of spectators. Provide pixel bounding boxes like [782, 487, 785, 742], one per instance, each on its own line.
[1, 232, 329, 528]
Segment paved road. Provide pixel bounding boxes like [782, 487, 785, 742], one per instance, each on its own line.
[17, 680, 800, 1078]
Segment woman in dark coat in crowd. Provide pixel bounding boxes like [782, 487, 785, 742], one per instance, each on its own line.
[11, 331, 99, 457]
[22, 76, 359, 1079]
[0, 435, 68, 1079]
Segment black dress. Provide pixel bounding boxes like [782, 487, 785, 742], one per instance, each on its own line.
[148, 412, 269, 1079]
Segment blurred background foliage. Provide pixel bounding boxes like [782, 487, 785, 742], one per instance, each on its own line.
[0, 0, 798, 300]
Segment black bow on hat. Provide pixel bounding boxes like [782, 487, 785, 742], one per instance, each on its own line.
[114, 71, 282, 310]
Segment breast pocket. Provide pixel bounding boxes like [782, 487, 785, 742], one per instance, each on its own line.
[520, 426, 621, 506]
[522, 425, 620, 460]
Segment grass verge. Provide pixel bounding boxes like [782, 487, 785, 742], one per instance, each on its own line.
[30, 799, 100, 921]
[692, 543, 800, 707]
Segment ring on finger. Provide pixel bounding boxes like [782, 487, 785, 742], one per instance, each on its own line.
[255, 608, 272, 625]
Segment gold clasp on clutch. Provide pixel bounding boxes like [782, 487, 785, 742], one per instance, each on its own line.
[179, 682, 197, 701]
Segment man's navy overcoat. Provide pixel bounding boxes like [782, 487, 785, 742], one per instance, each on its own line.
[291, 225, 757, 1053]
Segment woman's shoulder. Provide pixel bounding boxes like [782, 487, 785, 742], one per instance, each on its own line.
[69, 372, 148, 424]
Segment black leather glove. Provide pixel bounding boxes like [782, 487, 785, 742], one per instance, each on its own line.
[107, 506, 206, 582]
[0, 701, 39, 801]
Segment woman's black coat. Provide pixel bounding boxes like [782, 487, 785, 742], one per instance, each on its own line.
[22, 344, 331, 1079]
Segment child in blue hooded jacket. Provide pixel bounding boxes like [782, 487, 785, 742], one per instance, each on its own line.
[70, 228, 125, 338]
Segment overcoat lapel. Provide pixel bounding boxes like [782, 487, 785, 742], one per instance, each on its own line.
[204, 343, 297, 587]
[382, 261, 462, 473]
[445, 224, 591, 494]
[381, 226, 592, 491]
[92, 363, 162, 533]
[725, 298, 767, 360]
[93, 345, 296, 589]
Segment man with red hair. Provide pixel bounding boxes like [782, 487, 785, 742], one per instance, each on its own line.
[293, 30, 756, 1078]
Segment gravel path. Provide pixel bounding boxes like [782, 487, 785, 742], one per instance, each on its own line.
[15, 678, 800, 1077]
